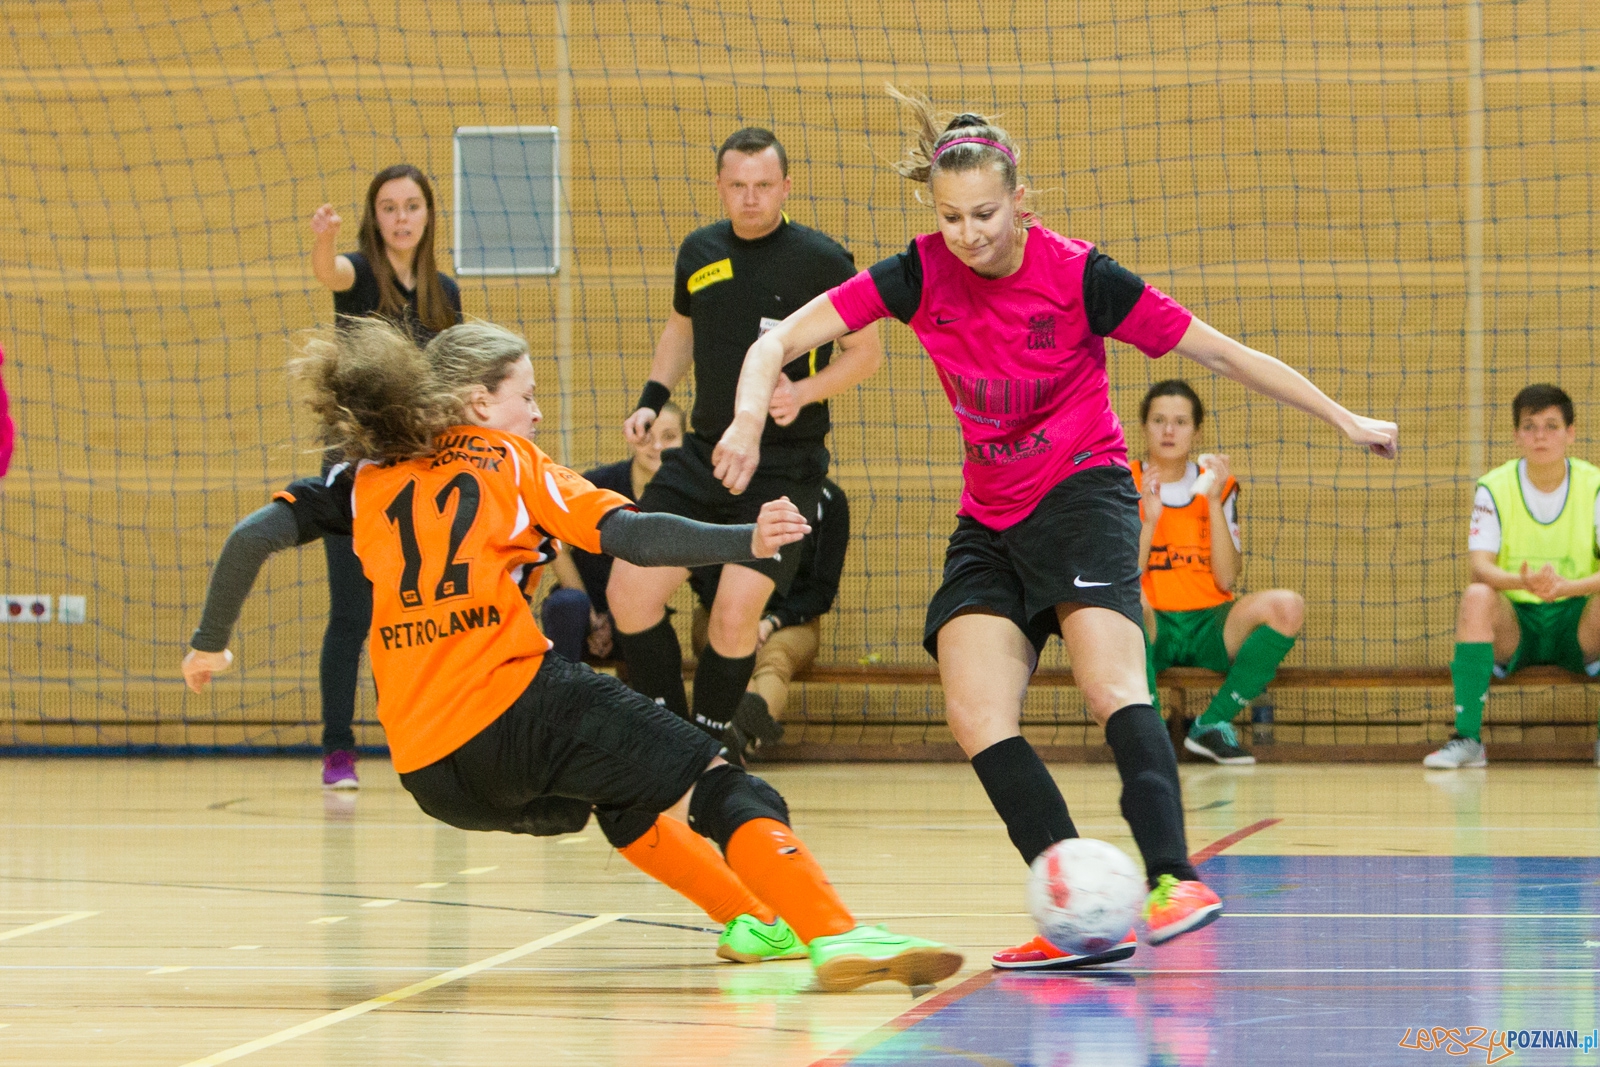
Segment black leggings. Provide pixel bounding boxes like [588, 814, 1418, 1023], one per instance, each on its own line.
[320, 534, 372, 752]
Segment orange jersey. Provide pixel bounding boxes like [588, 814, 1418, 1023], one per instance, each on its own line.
[1131, 459, 1239, 612]
[350, 427, 632, 773]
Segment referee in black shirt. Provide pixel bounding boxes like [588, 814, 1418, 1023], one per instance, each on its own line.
[609, 128, 882, 749]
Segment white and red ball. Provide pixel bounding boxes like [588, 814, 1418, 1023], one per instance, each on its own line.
[1027, 838, 1145, 954]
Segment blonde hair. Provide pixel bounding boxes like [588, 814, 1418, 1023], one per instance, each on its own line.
[297, 318, 530, 463]
[886, 85, 1021, 191]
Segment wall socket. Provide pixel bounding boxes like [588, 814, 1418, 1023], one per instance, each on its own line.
[1, 596, 87, 623]
[3, 595, 52, 622]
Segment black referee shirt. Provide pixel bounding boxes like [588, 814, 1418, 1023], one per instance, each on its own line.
[671, 218, 857, 449]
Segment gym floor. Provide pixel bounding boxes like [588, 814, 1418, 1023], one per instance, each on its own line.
[2, 759, 1596, 1065]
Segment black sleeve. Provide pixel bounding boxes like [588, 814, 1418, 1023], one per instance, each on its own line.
[597, 508, 757, 568]
[273, 467, 356, 542]
[1083, 248, 1150, 336]
[190, 503, 301, 652]
[769, 482, 850, 627]
[865, 241, 923, 324]
[814, 237, 859, 291]
[671, 243, 693, 317]
[333, 251, 378, 319]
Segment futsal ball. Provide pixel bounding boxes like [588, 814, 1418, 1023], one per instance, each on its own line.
[1027, 838, 1145, 955]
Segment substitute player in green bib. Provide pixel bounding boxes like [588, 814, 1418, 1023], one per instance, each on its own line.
[1425, 384, 1600, 769]
[1132, 380, 1305, 765]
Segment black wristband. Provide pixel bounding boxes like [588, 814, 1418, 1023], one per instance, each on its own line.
[637, 380, 671, 414]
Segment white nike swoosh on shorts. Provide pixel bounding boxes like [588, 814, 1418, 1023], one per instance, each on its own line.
[1073, 576, 1112, 588]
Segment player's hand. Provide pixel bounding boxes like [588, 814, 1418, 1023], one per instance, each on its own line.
[757, 616, 777, 646]
[1199, 453, 1231, 500]
[182, 648, 233, 693]
[623, 406, 657, 447]
[769, 374, 800, 426]
[1344, 414, 1399, 459]
[310, 203, 342, 238]
[751, 497, 811, 559]
[1521, 562, 1563, 601]
[586, 610, 614, 659]
[713, 416, 763, 495]
[1140, 470, 1164, 526]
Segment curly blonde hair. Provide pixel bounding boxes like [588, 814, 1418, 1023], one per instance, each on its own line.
[297, 318, 530, 463]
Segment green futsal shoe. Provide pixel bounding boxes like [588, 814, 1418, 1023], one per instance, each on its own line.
[716, 914, 807, 963]
[807, 924, 964, 992]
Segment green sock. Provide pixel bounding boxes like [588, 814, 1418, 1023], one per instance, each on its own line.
[1197, 625, 1297, 728]
[1144, 628, 1161, 713]
[1451, 641, 1495, 740]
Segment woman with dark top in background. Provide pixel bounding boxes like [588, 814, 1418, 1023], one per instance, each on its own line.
[306, 163, 463, 789]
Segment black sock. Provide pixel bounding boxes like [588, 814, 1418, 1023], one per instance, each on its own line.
[970, 735, 1077, 866]
[691, 644, 756, 737]
[613, 616, 689, 720]
[1104, 703, 1199, 885]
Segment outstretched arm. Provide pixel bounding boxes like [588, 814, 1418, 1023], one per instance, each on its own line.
[598, 497, 810, 567]
[183, 504, 300, 691]
[713, 293, 855, 492]
[1173, 318, 1398, 458]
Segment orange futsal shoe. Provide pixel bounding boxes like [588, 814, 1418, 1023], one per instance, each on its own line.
[991, 930, 1137, 970]
[1143, 874, 1223, 945]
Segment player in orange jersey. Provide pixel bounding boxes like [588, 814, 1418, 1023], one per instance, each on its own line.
[181, 319, 961, 991]
[1133, 380, 1305, 765]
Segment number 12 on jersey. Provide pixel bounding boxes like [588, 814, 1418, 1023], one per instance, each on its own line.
[383, 473, 482, 609]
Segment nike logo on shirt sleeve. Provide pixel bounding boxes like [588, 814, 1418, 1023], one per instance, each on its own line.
[935, 315, 959, 326]
[1073, 576, 1112, 588]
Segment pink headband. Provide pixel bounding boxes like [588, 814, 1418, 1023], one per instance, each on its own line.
[934, 136, 1016, 164]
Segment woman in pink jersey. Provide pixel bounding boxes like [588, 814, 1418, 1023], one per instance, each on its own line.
[713, 90, 1398, 970]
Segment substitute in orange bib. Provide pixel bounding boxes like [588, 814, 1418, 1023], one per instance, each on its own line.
[181, 319, 960, 991]
[1133, 380, 1305, 765]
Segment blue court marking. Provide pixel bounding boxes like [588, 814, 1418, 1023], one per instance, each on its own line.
[839, 856, 1600, 1066]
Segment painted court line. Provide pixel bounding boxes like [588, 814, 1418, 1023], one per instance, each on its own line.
[809, 970, 999, 1067]
[0, 911, 97, 943]
[1190, 818, 1282, 865]
[177, 913, 623, 1067]
[1230, 912, 1600, 919]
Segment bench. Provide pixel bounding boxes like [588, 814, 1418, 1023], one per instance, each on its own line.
[751, 663, 1599, 763]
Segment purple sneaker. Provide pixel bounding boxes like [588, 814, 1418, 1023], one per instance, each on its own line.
[322, 750, 359, 790]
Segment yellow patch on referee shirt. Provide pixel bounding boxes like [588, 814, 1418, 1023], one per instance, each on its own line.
[686, 258, 734, 294]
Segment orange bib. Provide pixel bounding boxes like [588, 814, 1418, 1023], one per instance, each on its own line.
[1132, 459, 1237, 613]
[351, 428, 631, 773]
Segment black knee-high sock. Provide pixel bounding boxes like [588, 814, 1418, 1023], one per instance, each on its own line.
[1104, 703, 1199, 885]
[614, 616, 689, 720]
[692, 643, 756, 737]
[970, 735, 1077, 866]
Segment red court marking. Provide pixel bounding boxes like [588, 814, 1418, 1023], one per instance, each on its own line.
[1190, 817, 1282, 866]
[807, 969, 998, 1067]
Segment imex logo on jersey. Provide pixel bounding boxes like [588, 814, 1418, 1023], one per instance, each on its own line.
[379, 605, 502, 652]
[962, 429, 1051, 465]
[686, 257, 733, 294]
[1401, 1025, 1600, 1062]
[430, 434, 505, 471]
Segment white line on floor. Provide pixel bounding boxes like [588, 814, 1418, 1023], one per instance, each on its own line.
[177, 913, 623, 1067]
[0, 912, 97, 943]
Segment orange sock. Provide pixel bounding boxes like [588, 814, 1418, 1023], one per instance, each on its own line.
[618, 816, 775, 925]
[724, 818, 855, 943]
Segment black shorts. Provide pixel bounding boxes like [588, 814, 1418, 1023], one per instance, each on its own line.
[638, 432, 827, 595]
[923, 465, 1144, 659]
[398, 653, 723, 849]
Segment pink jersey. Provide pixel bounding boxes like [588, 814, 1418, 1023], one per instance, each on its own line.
[829, 227, 1191, 529]
[0, 344, 11, 478]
